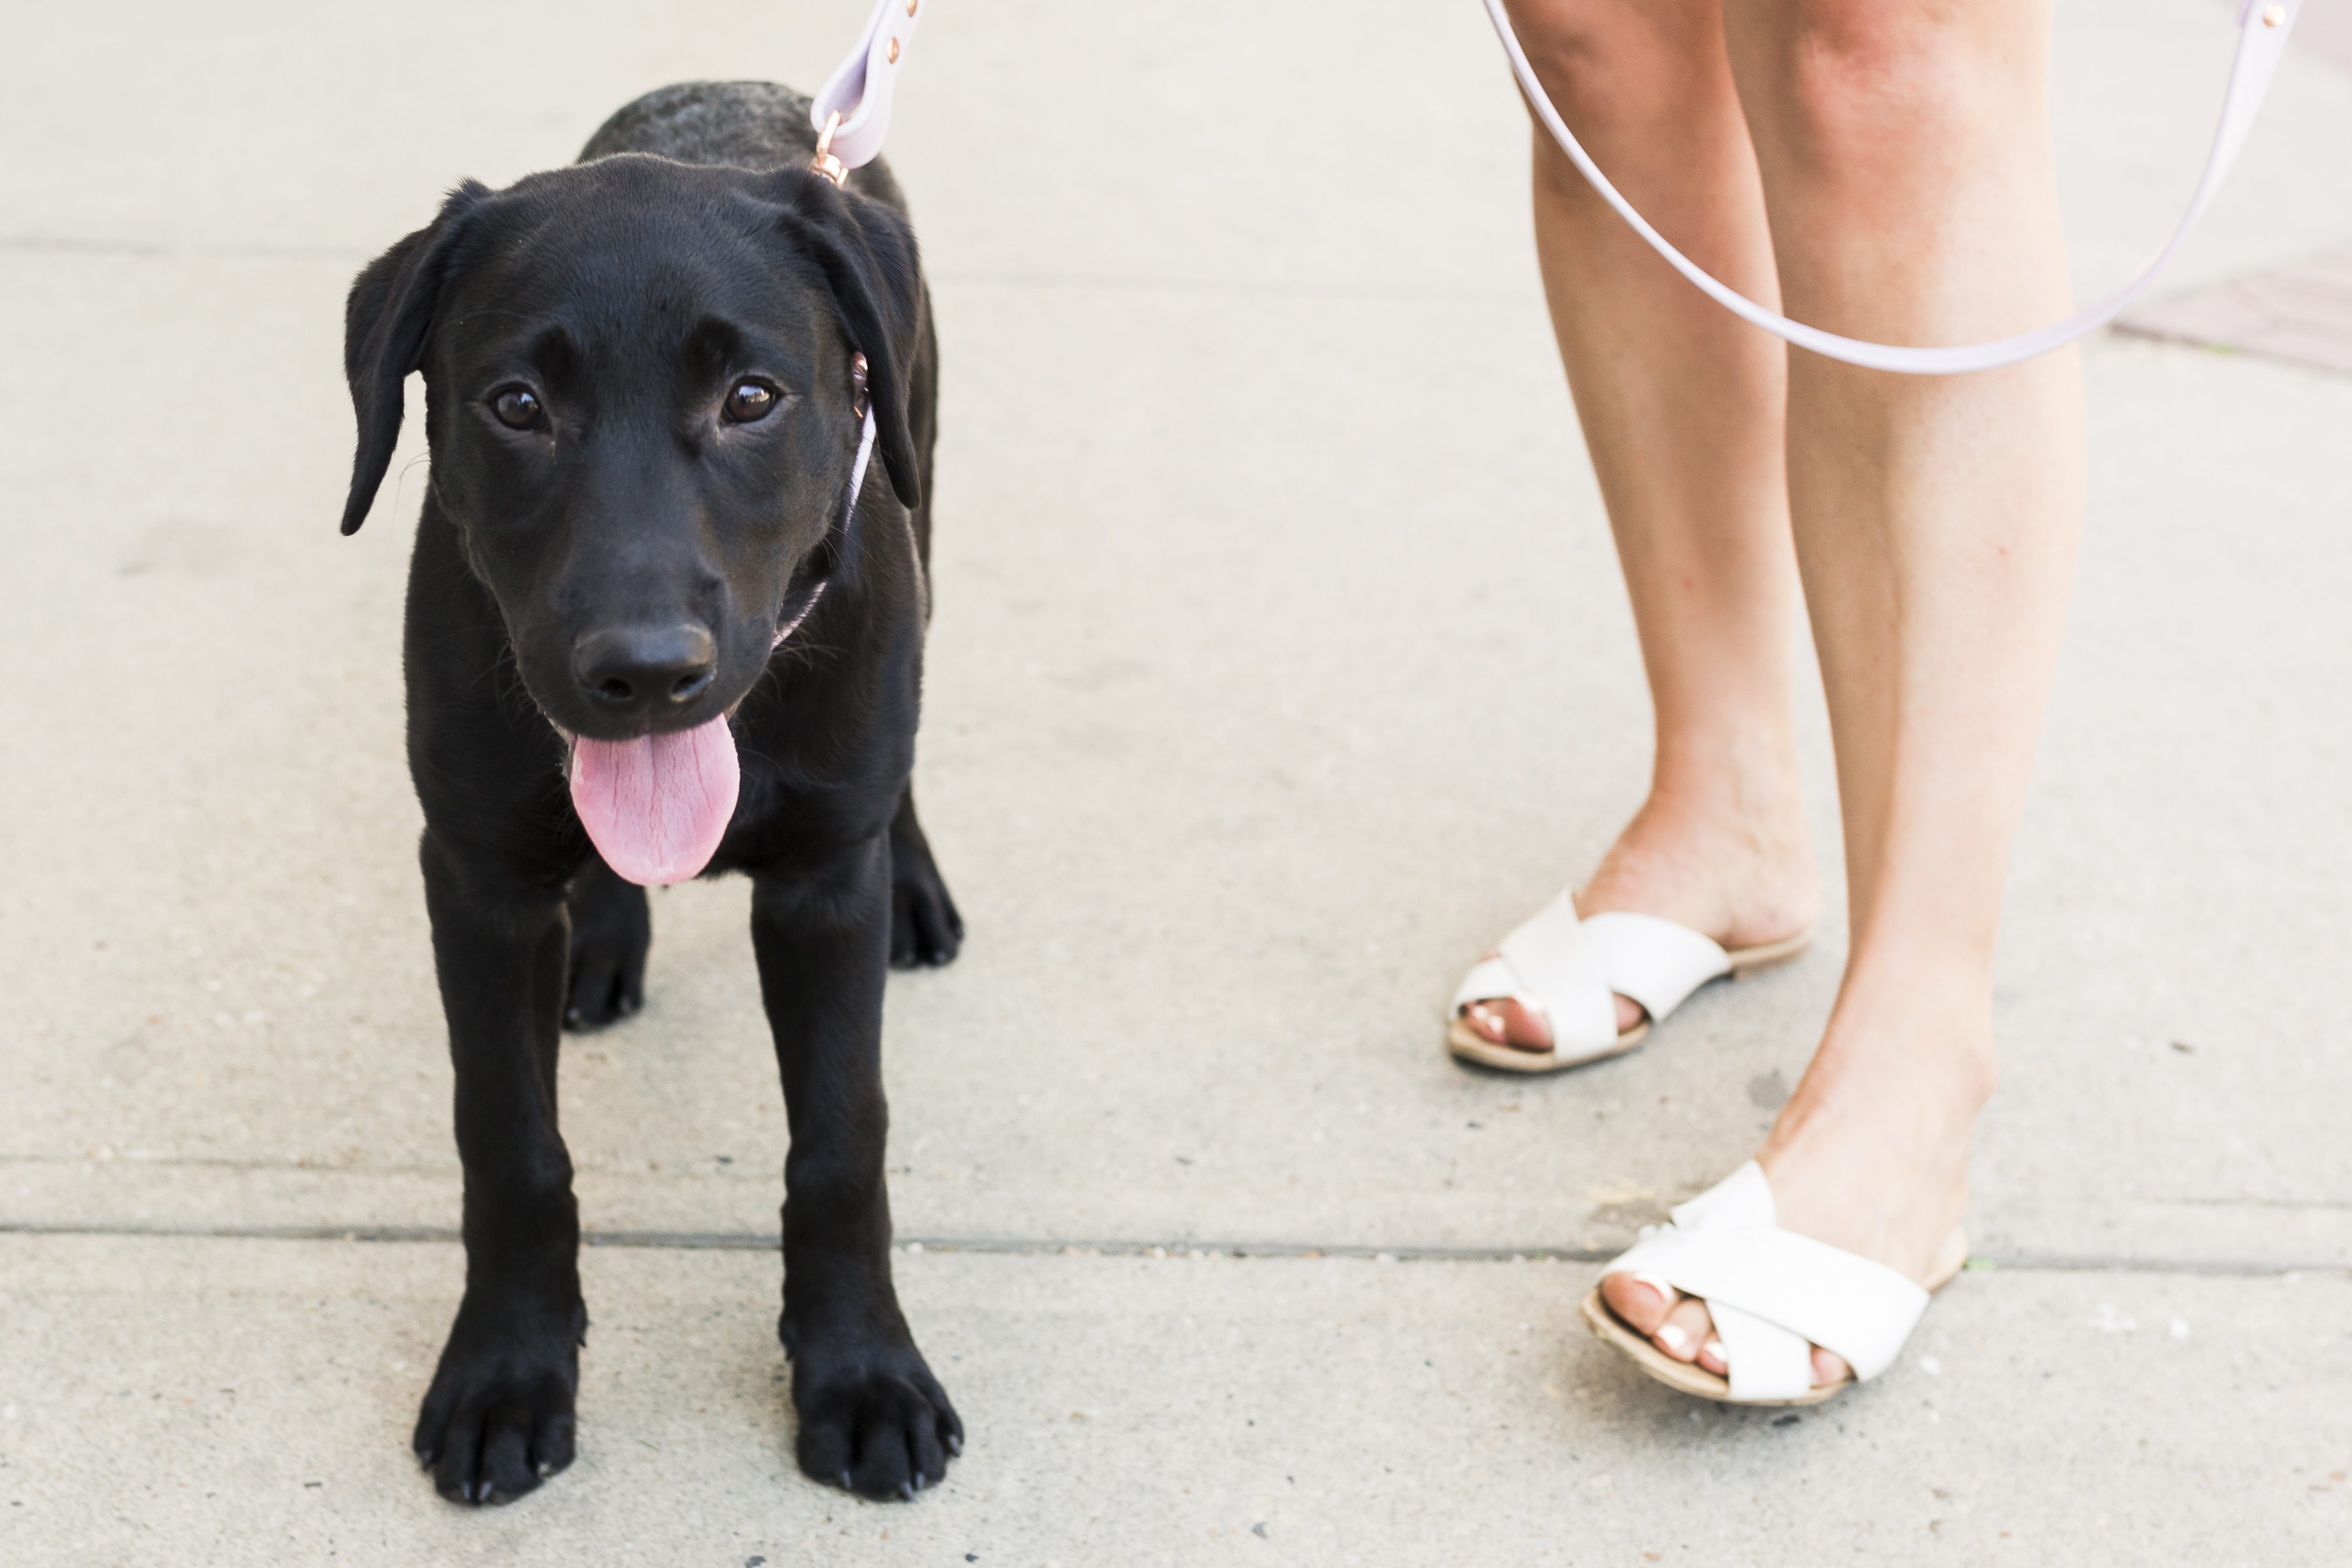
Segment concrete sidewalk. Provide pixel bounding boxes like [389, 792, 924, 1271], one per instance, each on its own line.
[3, 1, 2348, 1563]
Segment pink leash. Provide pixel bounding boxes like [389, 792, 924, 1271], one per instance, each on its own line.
[1482, 0, 2308, 374]
[795, 0, 2305, 374]
[809, 0, 930, 180]
[781, 0, 919, 651]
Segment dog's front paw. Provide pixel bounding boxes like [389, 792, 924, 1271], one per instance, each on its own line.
[413, 1302, 584, 1505]
[564, 855, 649, 1029]
[788, 1335, 962, 1500]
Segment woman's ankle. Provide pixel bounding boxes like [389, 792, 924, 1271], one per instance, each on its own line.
[1759, 992, 1999, 1217]
[1756, 1021, 1991, 1281]
[1578, 779, 1818, 949]
[1824, 956, 2002, 1095]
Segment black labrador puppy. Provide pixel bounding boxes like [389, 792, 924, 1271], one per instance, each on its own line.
[339, 82, 962, 1505]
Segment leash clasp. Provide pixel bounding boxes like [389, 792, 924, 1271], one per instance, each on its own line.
[811, 111, 848, 188]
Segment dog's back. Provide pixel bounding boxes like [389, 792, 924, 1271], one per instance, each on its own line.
[579, 81, 911, 218]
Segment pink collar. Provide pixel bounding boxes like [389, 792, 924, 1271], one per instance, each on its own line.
[772, 406, 876, 650]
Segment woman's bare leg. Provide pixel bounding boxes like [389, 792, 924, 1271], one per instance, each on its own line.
[1601, 0, 2085, 1384]
[1469, 0, 1816, 1053]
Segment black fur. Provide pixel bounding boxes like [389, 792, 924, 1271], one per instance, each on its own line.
[341, 82, 963, 1507]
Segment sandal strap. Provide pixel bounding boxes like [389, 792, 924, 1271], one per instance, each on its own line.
[1582, 913, 1731, 1022]
[1450, 894, 1733, 1050]
[1450, 956, 1527, 1013]
[1705, 1299, 1817, 1401]
[1605, 1162, 1931, 1401]
[1450, 892, 1616, 1050]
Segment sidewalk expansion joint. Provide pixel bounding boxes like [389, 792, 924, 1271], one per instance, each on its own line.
[2, 1220, 2343, 1278]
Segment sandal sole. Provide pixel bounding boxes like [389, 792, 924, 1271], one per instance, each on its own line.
[1446, 1016, 1648, 1073]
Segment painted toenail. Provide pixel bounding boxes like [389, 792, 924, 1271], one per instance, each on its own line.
[1656, 1324, 1688, 1351]
[1633, 1270, 1675, 1307]
[1703, 1339, 1723, 1363]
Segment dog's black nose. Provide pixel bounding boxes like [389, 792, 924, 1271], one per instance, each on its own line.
[572, 623, 717, 717]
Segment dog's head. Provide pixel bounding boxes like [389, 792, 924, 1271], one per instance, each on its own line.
[339, 154, 922, 745]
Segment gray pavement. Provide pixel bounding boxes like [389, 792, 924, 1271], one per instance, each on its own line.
[3, 1, 2349, 1563]
[2119, 244, 2352, 373]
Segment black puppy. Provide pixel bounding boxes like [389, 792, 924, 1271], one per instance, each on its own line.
[340, 82, 962, 1505]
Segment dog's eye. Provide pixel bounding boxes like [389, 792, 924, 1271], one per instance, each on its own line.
[490, 387, 545, 431]
[723, 380, 778, 424]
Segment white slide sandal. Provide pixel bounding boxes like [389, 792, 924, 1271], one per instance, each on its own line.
[1447, 892, 1810, 1073]
[1579, 1162, 1968, 1406]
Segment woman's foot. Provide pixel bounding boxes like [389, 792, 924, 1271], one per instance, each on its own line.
[1458, 782, 1816, 1052]
[1597, 994, 1996, 1387]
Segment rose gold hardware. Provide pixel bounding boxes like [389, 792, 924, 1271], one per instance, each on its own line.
[887, 37, 900, 64]
[810, 111, 847, 188]
[2263, 4, 2285, 24]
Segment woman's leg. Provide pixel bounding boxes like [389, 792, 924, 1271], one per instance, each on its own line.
[1469, 0, 1816, 1053]
[1601, 0, 2085, 1383]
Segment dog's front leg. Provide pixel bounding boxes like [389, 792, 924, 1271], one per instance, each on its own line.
[751, 836, 962, 1500]
[411, 830, 585, 1505]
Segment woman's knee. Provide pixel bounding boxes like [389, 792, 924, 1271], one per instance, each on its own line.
[1733, 0, 2048, 171]
[1507, 0, 1737, 137]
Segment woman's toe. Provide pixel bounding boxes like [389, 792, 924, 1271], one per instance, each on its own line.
[1463, 958, 1553, 1049]
[1462, 999, 1536, 1047]
[1812, 1345, 1850, 1388]
[1599, 1271, 1678, 1336]
[1652, 1298, 1714, 1363]
[1462, 960, 1643, 1048]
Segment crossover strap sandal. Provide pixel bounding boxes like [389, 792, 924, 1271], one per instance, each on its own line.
[1579, 1162, 1968, 1406]
[1447, 891, 1810, 1074]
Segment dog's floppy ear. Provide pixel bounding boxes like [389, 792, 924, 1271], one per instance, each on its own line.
[772, 178, 925, 511]
[338, 181, 491, 535]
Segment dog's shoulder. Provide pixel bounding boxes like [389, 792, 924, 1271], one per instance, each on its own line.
[579, 81, 815, 168]
[577, 82, 908, 216]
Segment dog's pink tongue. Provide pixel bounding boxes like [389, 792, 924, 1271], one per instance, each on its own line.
[570, 716, 740, 887]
